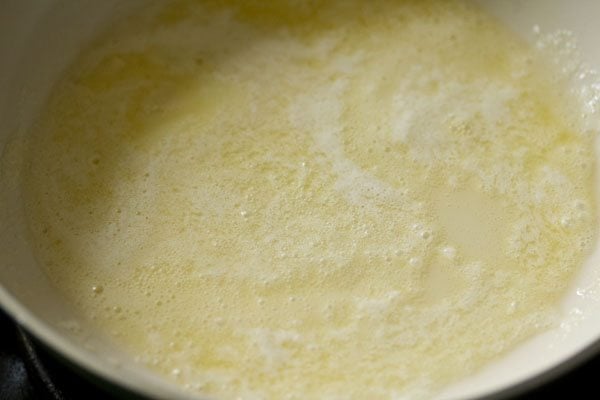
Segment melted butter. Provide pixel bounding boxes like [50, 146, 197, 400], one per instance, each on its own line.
[435, 188, 513, 261]
[22, 0, 598, 399]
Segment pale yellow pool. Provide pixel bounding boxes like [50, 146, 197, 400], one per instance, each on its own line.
[22, 0, 597, 398]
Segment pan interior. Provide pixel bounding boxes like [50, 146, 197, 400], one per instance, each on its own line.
[1, 1, 600, 399]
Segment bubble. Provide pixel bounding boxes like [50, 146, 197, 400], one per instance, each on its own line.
[411, 223, 423, 231]
[441, 246, 456, 259]
[420, 231, 432, 240]
[92, 285, 104, 295]
[507, 301, 518, 314]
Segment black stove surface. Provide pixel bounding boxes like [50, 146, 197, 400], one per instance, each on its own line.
[0, 308, 597, 400]
[0, 310, 109, 400]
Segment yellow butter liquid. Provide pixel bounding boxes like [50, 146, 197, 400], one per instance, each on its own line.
[23, 0, 597, 398]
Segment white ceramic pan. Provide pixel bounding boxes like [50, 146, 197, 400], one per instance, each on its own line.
[1, 1, 600, 399]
